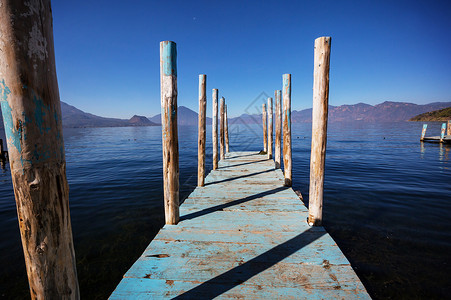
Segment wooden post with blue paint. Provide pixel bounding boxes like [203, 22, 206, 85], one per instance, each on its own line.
[0, 1, 79, 298]
[275, 90, 282, 168]
[267, 97, 273, 159]
[283, 74, 292, 186]
[198, 75, 206, 187]
[212, 89, 219, 169]
[225, 104, 230, 153]
[262, 103, 267, 153]
[440, 123, 446, 143]
[160, 41, 179, 225]
[220, 97, 225, 160]
[308, 36, 331, 226]
[420, 124, 427, 141]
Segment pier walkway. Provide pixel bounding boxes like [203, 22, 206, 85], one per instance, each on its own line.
[110, 152, 370, 299]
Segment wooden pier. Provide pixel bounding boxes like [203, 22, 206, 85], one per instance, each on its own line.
[110, 152, 370, 299]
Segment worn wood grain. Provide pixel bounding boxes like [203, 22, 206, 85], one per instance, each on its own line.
[0, 1, 79, 298]
[111, 151, 370, 299]
[275, 90, 282, 168]
[308, 37, 331, 226]
[267, 97, 273, 159]
[160, 41, 179, 225]
[212, 89, 219, 170]
[282, 74, 292, 187]
[262, 103, 267, 152]
[220, 97, 225, 160]
[198, 75, 206, 187]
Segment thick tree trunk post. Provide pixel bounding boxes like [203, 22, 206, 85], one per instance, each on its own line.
[262, 103, 267, 153]
[160, 41, 179, 225]
[225, 104, 230, 153]
[447, 120, 451, 136]
[197, 75, 206, 187]
[420, 124, 427, 141]
[220, 97, 225, 160]
[282, 74, 292, 187]
[212, 89, 219, 169]
[0, 2, 79, 298]
[267, 98, 273, 159]
[308, 36, 331, 226]
[275, 90, 282, 168]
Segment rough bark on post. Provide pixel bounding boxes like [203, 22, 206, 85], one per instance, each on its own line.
[197, 75, 206, 187]
[308, 36, 331, 226]
[275, 90, 282, 168]
[220, 97, 225, 160]
[267, 97, 273, 159]
[262, 103, 267, 153]
[225, 104, 230, 153]
[212, 89, 219, 169]
[0, 1, 79, 298]
[283, 74, 292, 186]
[160, 41, 179, 225]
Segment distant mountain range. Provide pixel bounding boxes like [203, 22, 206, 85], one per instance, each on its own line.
[0, 100, 450, 130]
[229, 101, 451, 124]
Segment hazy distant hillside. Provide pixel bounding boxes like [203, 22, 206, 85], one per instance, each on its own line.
[230, 101, 451, 123]
[149, 106, 212, 125]
[409, 107, 451, 121]
[0, 101, 158, 129]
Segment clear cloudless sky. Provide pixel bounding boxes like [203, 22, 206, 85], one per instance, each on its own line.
[51, 0, 451, 118]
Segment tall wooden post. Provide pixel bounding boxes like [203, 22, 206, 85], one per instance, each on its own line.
[212, 89, 219, 169]
[225, 104, 230, 153]
[420, 124, 427, 141]
[440, 123, 446, 143]
[198, 75, 206, 187]
[447, 120, 451, 136]
[160, 41, 179, 225]
[275, 90, 282, 168]
[0, 2, 79, 298]
[220, 97, 225, 160]
[267, 98, 273, 159]
[262, 103, 267, 152]
[283, 74, 292, 186]
[308, 36, 331, 226]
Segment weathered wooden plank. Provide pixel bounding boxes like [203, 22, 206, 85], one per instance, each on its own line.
[111, 151, 370, 299]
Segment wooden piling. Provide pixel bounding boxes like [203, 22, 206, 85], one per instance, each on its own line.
[198, 75, 206, 187]
[308, 37, 332, 226]
[282, 74, 292, 187]
[262, 103, 267, 152]
[421, 124, 427, 141]
[275, 90, 282, 168]
[225, 104, 230, 153]
[160, 41, 179, 225]
[212, 89, 219, 169]
[447, 120, 451, 136]
[267, 98, 273, 159]
[440, 123, 446, 143]
[220, 97, 225, 160]
[0, 2, 79, 298]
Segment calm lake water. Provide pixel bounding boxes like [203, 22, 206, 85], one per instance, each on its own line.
[1, 122, 450, 299]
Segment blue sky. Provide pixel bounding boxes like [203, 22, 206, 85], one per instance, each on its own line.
[52, 0, 451, 118]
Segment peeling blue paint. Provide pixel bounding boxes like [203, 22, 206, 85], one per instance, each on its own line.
[33, 94, 51, 134]
[1, 80, 23, 158]
[441, 123, 446, 139]
[162, 41, 177, 76]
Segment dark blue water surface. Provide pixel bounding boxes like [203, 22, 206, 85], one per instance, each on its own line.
[1, 122, 450, 299]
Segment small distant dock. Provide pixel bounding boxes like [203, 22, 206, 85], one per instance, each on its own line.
[110, 152, 370, 299]
[421, 121, 451, 143]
